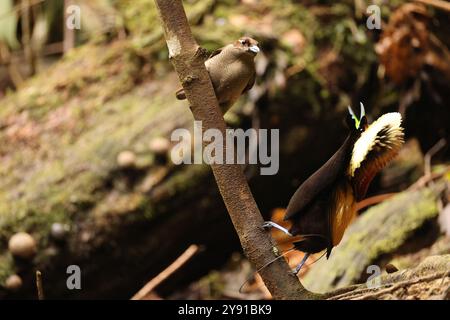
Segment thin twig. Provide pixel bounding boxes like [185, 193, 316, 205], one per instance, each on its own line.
[324, 283, 365, 299]
[327, 283, 391, 300]
[408, 139, 448, 191]
[426, 269, 450, 296]
[131, 244, 199, 300]
[36, 270, 44, 300]
[409, 167, 450, 191]
[424, 138, 446, 178]
[440, 270, 449, 286]
[356, 193, 397, 211]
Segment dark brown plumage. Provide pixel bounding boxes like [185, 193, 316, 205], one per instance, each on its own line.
[176, 37, 259, 114]
[285, 107, 404, 259]
[284, 134, 358, 257]
[263, 105, 404, 274]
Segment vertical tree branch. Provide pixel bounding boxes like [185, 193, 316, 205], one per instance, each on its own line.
[154, 0, 315, 299]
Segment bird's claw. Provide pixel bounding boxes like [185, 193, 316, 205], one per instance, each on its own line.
[261, 221, 292, 236]
[289, 269, 299, 276]
[262, 221, 273, 230]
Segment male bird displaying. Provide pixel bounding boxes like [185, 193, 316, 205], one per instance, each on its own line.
[264, 104, 404, 274]
[176, 37, 259, 114]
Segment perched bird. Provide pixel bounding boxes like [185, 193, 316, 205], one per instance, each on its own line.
[176, 37, 259, 114]
[264, 104, 404, 273]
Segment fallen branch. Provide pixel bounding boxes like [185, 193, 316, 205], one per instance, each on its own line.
[356, 193, 397, 211]
[409, 137, 448, 191]
[409, 168, 449, 191]
[153, 0, 313, 299]
[131, 244, 199, 300]
[424, 138, 446, 179]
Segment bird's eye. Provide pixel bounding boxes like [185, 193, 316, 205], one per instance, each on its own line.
[240, 39, 248, 45]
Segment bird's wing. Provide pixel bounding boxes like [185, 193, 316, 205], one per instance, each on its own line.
[208, 47, 223, 59]
[284, 135, 354, 221]
[176, 47, 224, 100]
[349, 113, 404, 200]
[242, 71, 256, 93]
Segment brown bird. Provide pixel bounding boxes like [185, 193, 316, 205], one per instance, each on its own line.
[264, 104, 404, 274]
[176, 37, 259, 114]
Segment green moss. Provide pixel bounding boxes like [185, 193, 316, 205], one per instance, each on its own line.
[0, 31, 194, 284]
[116, 0, 215, 48]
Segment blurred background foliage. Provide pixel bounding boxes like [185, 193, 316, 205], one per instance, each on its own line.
[0, 0, 448, 299]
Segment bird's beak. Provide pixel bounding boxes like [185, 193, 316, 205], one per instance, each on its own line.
[249, 45, 260, 53]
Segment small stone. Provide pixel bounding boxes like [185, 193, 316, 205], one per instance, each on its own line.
[5, 274, 22, 291]
[117, 150, 136, 168]
[148, 137, 170, 155]
[51, 223, 70, 241]
[8, 232, 37, 259]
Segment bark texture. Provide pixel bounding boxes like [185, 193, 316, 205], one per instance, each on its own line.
[154, 0, 313, 300]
